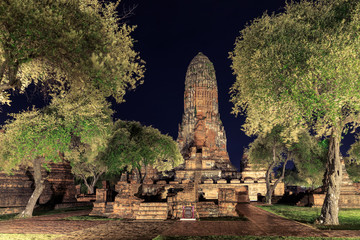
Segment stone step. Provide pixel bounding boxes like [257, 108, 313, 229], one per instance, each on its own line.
[105, 205, 114, 213]
[138, 206, 168, 211]
[139, 202, 168, 207]
[135, 214, 167, 220]
[136, 210, 168, 215]
[136, 212, 167, 217]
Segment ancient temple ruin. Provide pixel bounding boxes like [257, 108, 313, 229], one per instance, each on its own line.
[176, 52, 237, 181]
[91, 53, 284, 220]
[0, 161, 78, 214]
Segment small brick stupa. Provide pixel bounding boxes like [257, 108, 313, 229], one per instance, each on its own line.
[176, 53, 237, 181]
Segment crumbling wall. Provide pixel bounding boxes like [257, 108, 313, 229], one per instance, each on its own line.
[0, 161, 76, 212]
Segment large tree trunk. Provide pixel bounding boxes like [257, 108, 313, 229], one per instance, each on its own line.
[17, 158, 45, 218]
[265, 160, 276, 205]
[316, 130, 342, 225]
[270, 158, 289, 202]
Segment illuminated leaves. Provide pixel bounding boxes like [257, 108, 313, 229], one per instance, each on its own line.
[0, 0, 144, 105]
[230, 0, 360, 140]
[101, 120, 183, 174]
[0, 89, 113, 173]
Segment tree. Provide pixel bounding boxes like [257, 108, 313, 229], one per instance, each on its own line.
[346, 138, 360, 182]
[230, 0, 360, 224]
[0, 90, 113, 218]
[0, 0, 144, 218]
[70, 158, 107, 195]
[345, 161, 360, 183]
[248, 126, 290, 204]
[288, 137, 327, 190]
[65, 107, 112, 195]
[0, 0, 144, 105]
[100, 120, 183, 183]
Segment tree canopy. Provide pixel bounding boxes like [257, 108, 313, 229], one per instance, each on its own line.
[230, 0, 360, 225]
[0, 0, 145, 218]
[0, 0, 144, 105]
[100, 120, 183, 181]
[0, 89, 112, 173]
[0, 89, 113, 217]
[248, 125, 290, 204]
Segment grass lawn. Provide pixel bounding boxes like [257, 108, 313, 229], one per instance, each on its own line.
[0, 205, 92, 221]
[0, 234, 61, 240]
[257, 204, 360, 230]
[153, 236, 360, 240]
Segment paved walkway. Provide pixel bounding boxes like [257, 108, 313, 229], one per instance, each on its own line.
[0, 210, 104, 235]
[161, 204, 360, 238]
[1, 205, 360, 239]
[0, 209, 174, 240]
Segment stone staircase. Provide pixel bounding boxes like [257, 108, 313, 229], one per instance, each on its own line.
[104, 202, 114, 216]
[135, 202, 168, 220]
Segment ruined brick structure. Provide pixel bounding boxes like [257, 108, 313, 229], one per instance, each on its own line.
[0, 161, 77, 214]
[298, 160, 360, 208]
[176, 52, 237, 181]
[91, 53, 284, 220]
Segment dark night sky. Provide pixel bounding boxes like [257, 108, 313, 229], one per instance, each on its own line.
[0, 0, 356, 170]
[112, 0, 288, 170]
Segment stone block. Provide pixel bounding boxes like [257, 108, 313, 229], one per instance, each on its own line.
[230, 179, 240, 184]
[96, 189, 107, 202]
[244, 179, 254, 183]
[217, 179, 227, 184]
[203, 179, 213, 184]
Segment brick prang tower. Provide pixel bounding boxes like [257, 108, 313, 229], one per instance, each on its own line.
[176, 52, 237, 180]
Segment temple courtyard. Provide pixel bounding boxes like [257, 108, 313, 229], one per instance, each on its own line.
[1, 204, 360, 240]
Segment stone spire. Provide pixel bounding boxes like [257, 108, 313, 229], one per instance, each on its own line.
[177, 53, 235, 172]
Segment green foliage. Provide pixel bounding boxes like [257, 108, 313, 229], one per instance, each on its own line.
[0, 0, 144, 105]
[248, 125, 288, 170]
[346, 135, 360, 182]
[0, 89, 113, 173]
[347, 134, 360, 163]
[286, 133, 327, 188]
[345, 161, 360, 183]
[230, 0, 360, 140]
[0, 108, 70, 172]
[100, 120, 183, 175]
[230, 0, 360, 223]
[249, 126, 326, 188]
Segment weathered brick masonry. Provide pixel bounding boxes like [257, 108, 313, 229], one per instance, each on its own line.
[91, 53, 284, 220]
[0, 161, 77, 214]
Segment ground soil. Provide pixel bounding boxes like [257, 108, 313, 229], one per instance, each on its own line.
[0, 204, 359, 239]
